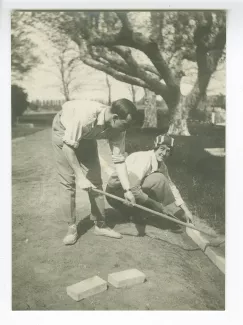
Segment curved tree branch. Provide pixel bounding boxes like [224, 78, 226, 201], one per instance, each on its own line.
[81, 54, 149, 89]
[90, 47, 132, 76]
[111, 46, 171, 102]
[84, 12, 178, 90]
[89, 45, 166, 97]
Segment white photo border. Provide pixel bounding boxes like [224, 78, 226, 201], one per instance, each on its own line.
[1, 0, 243, 324]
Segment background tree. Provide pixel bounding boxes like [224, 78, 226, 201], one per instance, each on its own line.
[129, 84, 138, 104]
[31, 11, 226, 135]
[35, 29, 90, 101]
[11, 11, 41, 82]
[11, 85, 29, 125]
[105, 74, 112, 105]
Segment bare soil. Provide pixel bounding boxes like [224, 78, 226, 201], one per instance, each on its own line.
[12, 129, 225, 310]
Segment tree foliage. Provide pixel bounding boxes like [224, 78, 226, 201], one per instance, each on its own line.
[30, 11, 226, 134]
[11, 11, 41, 81]
[11, 84, 29, 124]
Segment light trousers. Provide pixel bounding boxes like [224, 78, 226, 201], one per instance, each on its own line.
[52, 112, 106, 226]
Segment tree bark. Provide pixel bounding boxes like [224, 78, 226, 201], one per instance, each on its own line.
[167, 96, 190, 136]
[60, 60, 70, 101]
[142, 89, 157, 128]
[130, 85, 136, 103]
[168, 42, 224, 136]
[62, 83, 70, 101]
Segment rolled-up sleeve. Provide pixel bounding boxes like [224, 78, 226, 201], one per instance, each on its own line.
[170, 185, 184, 206]
[62, 119, 83, 149]
[108, 131, 126, 164]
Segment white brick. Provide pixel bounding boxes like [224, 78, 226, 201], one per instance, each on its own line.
[186, 227, 208, 251]
[66, 276, 107, 301]
[186, 228, 225, 274]
[108, 269, 146, 288]
[205, 247, 225, 274]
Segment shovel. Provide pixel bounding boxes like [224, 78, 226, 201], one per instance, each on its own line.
[91, 188, 224, 242]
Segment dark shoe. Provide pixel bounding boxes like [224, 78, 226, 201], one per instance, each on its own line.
[169, 223, 183, 233]
[134, 223, 146, 237]
[174, 210, 187, 223]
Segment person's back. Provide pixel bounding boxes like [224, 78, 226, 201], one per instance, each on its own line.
[60, 100, 108, 129]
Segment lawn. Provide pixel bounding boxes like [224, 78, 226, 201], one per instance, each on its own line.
[12, 125, 46, 139]
[12, 128, 225, 310]
[17, 113, 57, 126]
[12, 113, 56, 139]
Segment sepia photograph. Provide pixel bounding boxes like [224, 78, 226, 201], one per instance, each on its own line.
[11, 9, 226, 311]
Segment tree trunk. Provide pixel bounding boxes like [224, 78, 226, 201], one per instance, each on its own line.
[63, 85, 70, 101]
[105, 74, 111, 105]
[60, 69, 70, 101]
[168, 65, 215, 136]
[130, 85, 136, 103]
[142, 89, 157, 128]
[167, 96, 190, 136]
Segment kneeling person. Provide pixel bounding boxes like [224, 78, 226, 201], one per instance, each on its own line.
[106, 134, 193, 232]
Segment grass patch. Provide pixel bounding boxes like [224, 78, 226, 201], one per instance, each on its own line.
[125, 122, 225, 235]
[12, 125, 46, 139]
[12, 113, 56, 139]
[18, 113, 56, 126]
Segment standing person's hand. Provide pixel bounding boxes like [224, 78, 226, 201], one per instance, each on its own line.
[124, 190, 136, 206]
[76, 177, 96, 191]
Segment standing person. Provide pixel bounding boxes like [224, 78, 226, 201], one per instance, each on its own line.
[106, 134, 193, 234]
[52, 98, 137, 245]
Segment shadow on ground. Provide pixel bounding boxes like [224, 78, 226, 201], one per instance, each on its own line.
[105, 207, 183, 235]
[77, 215, 94, 239]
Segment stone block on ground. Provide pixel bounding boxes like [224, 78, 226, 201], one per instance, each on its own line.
[204, 148, 225, 157]
[108, 269, 146, 288]
[186, 227, 225, 274]
[186, 227, 208, 251]
[206, 247, 225, 274]
[66, 276, 107, 301]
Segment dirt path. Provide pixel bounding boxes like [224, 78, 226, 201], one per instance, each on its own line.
[12, 129, 225, 310]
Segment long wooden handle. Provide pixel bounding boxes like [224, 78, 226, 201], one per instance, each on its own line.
[91, 188, 217, 238]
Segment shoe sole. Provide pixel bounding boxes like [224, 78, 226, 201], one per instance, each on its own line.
[63, 236, 78, 245]
[94, 231, 122, 239]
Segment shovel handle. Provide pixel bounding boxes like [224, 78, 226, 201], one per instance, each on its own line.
[91, 188, 217, 238]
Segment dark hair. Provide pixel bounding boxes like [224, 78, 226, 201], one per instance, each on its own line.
[111, 98, 137, 120]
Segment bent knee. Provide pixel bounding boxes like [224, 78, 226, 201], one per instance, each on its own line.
[142, 172, 168, 188]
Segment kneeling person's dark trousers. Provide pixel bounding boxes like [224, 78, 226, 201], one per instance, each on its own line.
[106, 172, 181, 223]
